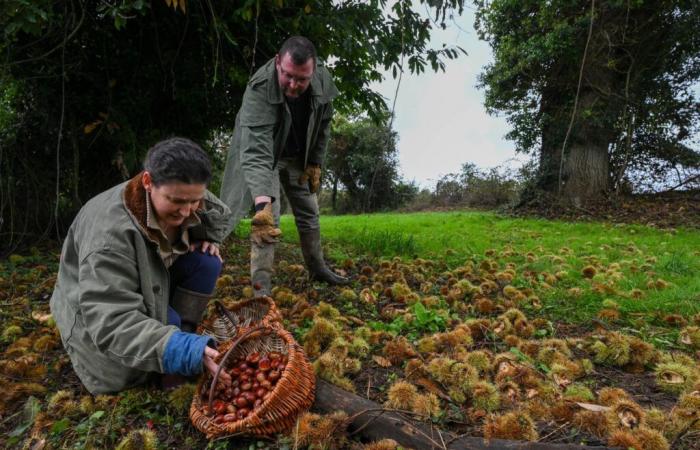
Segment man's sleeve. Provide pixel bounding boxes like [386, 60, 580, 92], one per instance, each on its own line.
[238, 85, 278, 200]
[308, 102, 334, 166]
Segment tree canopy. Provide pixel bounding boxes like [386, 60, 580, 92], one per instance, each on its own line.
[323, 114, 417, 213]
[475, 0, 700, 203]
[0, 0, 465, 251]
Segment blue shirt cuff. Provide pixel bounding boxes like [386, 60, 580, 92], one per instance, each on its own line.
[162, 331, 213, 376]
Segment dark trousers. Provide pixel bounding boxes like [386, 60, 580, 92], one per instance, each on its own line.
[166, 250, 222, 327]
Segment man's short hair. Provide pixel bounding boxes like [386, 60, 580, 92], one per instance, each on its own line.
[279, 36, 317, 66]
[143, 137, 212, 186]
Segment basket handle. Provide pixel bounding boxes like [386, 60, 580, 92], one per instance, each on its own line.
[214, 300, 239, 328]
[208, 325, 270, 412]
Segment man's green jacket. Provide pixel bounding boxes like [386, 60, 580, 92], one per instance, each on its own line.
[49, 174, 231, 394]
[219, 57, 339, 231]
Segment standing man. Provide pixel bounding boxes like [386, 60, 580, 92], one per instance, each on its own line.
[220, 36, 348, 296]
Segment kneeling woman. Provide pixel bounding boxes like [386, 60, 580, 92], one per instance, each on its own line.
[51, 137, 234, 394]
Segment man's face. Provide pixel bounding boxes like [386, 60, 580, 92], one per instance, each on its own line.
[275, 52, 314, 99]
[142, 172, 206, 231]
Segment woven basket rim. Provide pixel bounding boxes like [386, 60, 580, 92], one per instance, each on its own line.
[191, 325, 314, 438]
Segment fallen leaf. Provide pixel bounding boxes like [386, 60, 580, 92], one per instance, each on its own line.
[31, 311, 53, 324]
[415, 377, 450, 400]
[575, 402, 610, 412]
[372, 356, 392, 368]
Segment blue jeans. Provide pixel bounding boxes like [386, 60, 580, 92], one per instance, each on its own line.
[166, 249, 222, 327]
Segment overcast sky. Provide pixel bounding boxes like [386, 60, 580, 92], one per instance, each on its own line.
[371, 7, 526, 188]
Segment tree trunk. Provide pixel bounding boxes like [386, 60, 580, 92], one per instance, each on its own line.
[312, 380, 616, 450]
[561, 140, 609, 206]
[332, 176, 338, 212]
[559, 89, 611, 205]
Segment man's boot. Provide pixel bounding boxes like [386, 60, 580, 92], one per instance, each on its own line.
[170, 286, 211, 333]
[251, 242, 275, 297]
[299, 229, 349, 285]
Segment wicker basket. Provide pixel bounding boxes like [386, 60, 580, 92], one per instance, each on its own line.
[190, 325, 315, 439]
[201, 297, 283, 343]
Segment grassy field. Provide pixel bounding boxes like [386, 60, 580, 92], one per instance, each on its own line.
[268, 211, 700, 327]
[2, 210, 699, 449]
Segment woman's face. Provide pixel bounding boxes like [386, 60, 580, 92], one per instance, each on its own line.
[142, 172, 206, 230]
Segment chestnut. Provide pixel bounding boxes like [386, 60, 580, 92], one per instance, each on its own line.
[223, 413, 237, 422]
[232, 387, 241, 397]
[269, 351, 281, 360]
[260, 380, 272, 390]
[240, 382, 252, 391]
[246, 352, 261, 365]
[212, 399, 226, 414]
[235, 396, 249, 408]
[243, 391, 256, 403]
[268, 370, 281, 382]
[255, 372, 267, 383]
[254, 398, 263, 408]
[258, 357, 271, 371]
[237, 408, 250, 420]
[256, 387, 267, 398]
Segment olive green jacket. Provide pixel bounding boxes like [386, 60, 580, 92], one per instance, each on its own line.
[49, 173, 232, 394]
[219, 57, 339, 232]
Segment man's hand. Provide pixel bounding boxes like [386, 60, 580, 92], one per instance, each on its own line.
[250, 203, 282, 246]
[299, 164, 321, 193]
[202, 346, 231, 386]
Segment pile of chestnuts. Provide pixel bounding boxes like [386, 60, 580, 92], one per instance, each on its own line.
[202, 350, 288, 423]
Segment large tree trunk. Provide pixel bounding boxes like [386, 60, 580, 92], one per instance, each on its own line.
[559, 90, 611, 205]
[561, 141, 609, 206]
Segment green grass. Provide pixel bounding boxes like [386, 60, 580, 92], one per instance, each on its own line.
[270, 211, 700, 324]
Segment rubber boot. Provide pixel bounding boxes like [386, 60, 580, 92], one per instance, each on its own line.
[251, 241, 275, 297]
[169, 286, 211, 333]
[299, 229, 349, 285]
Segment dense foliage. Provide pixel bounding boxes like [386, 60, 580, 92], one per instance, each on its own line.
[474, 0, 700, 202]
[0, 0, 465, 252]
[322, 115, 418, 213]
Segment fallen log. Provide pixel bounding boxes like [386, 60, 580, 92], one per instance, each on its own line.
[312, 380, 618, 450]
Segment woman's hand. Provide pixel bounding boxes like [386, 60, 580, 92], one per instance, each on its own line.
[202, 346, 231, 386]
[191, 240, 222, 262]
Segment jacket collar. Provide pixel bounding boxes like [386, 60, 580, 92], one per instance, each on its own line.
[265, 57, 326, 105]
[123, 172, 161, 245]
[122, 172, 201, 246]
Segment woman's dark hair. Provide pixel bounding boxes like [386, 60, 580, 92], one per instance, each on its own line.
[144, 137, 212, 186]
[279, 36, 317, 66]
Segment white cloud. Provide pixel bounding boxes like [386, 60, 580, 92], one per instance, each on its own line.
[371, 8, 525, 188]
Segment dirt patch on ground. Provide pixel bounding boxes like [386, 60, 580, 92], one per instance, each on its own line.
[513, 190, 700, 229]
